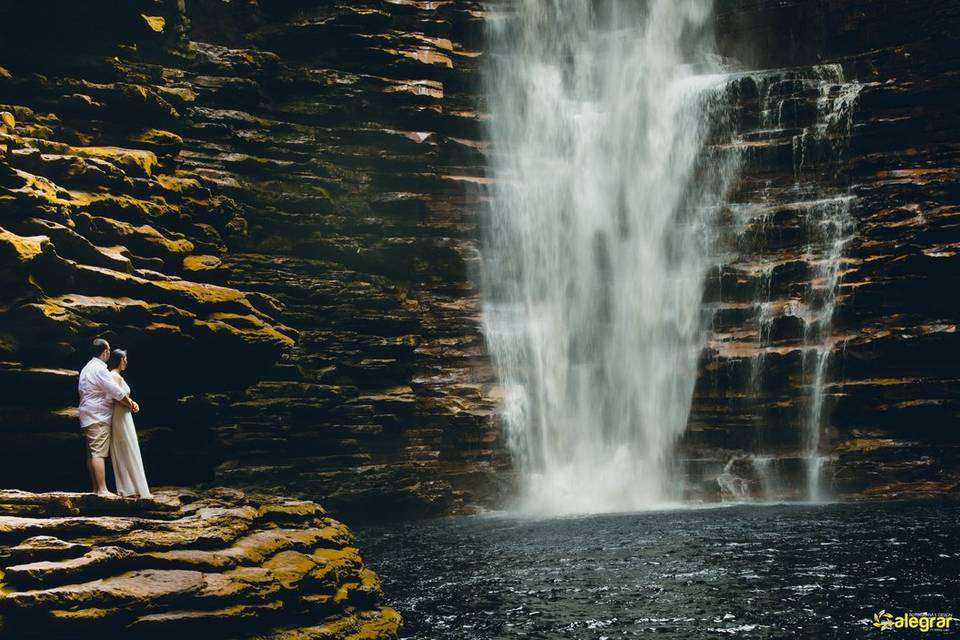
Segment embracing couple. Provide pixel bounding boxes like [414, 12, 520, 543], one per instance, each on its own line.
[78, 338, 151, 498]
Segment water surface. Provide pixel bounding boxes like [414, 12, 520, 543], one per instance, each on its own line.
[358, 502, 959, 639]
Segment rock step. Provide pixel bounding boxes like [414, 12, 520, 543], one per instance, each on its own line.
[0, 490, 180, 518]
[0, 488, 400, 639]
[0, 536, 91, 565]
[4, 545, 135, 589]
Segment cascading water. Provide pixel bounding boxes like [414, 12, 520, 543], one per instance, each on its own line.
[480, 0, 740, 514]
[724, 65, 861, 502]
[795, 67, 861, 501]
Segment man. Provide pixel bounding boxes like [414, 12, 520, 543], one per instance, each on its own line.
[78, 338, 139, 495]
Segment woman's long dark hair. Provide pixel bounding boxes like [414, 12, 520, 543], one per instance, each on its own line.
[107, 348, 127, 371]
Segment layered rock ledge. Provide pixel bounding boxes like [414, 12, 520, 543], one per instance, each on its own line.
[0, 488, 400, 639]
[0, 0, 505, 520]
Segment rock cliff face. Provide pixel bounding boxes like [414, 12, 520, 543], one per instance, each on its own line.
[681, 0, 960, 499]
[0, 488, 399, 638]
[0, 0, 505, 520]
[0, 0, 956, 516]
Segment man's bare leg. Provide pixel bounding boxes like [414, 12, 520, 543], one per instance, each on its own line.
[87, 456, 112, 496]
[86, 455, 97, 491]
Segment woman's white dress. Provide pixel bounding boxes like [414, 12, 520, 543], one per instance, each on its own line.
[111, 375, 152, 498]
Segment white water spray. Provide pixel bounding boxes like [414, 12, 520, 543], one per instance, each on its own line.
[480, 0, 739, 514]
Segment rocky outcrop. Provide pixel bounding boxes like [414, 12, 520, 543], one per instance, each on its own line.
[0, 0, 956, 515]
[681, 0, 960, 499]
[0, 488, 399, 639]
[0, 0, 505, 519]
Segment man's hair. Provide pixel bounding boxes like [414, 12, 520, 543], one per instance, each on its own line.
[92, 338, 109, 358]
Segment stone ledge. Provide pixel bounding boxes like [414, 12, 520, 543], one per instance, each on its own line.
[0, 488, 401, 639]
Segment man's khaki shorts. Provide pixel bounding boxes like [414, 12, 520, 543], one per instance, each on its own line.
[82, 421, 111, 458]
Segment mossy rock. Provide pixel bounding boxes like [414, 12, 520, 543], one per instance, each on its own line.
[133, 129, 183, 150]
[67, 146, 158, 178]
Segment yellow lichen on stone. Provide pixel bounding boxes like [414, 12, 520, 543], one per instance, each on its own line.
[155, 86, 198, 104]
[134, 129, 183, 148]
[263, 607, 402, 640]
[0, 490, 395, 637]
[11, 169, 80, 210]
[145, 322, 183, 334]
[49, 297, 195, 335]
[86, 216, 194, 254]
[262, 550, 317, 590]
[183, 254, 223, 272]
[68, 146, 158, 177]
[141, 14, 166, 33]
[330, 566, 385, 608]
[257, 500, 326, 521]
[357, 567, 384, 597]
[74, 193, 180, 221]
[0, 227, 48, 261]
[344, 607, 402, 640]
[197, 313, 296, 347]
[129, 85, 150, 101]
[0, 111, 14, 128]
[21, 298, 92, 331]
[225, 528, 334, 566]
[22, 123, 54, 139]
[49, 607, 118, 621]
[156, 173, 202, 194]
[156, 280, 246, 305]
[310, 547, 363, 588]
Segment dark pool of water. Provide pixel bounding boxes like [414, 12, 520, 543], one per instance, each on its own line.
[356, 502, 959, 639]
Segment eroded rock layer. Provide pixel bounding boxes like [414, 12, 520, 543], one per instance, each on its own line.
[0, 0, 505, 519]
[0, 488, 400, 639]
[0, 489, 400, 640]
[680, 0, 960, 500]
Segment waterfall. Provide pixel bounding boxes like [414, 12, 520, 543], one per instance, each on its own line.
[724, 66, 861, 503]
[480, 0, 739, 514]
[796, 68, 861, 501]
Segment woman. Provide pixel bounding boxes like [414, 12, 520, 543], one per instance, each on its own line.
[107, 349, 151, 498]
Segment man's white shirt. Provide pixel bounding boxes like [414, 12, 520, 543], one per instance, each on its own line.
[78, 358, 126, 427]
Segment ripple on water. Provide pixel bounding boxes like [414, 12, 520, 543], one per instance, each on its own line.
[356, 502, 960, 640]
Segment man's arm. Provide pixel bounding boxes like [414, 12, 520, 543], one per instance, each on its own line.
[116, 395, 139, 412]
[97, 367, 139, 413]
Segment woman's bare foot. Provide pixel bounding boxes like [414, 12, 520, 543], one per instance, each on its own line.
[96, 490, 117, 498]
